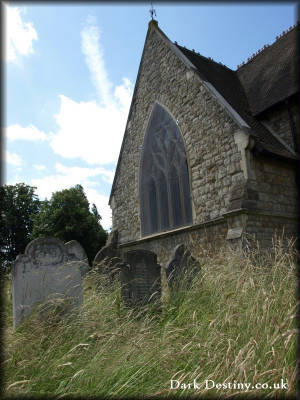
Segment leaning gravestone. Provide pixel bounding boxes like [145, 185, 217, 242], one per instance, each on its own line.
[120, 249, 161, 306]
[12, 237, 88, 328]
[105, 256, 123, 280]
[166, 244, 200, 289]
[93, 256, 123, 288]
[93, 230, 121, 286]
[93, 229, 119, 266]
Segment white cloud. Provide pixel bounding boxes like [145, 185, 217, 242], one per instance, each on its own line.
[5, 150, 22, 166]
[81, 19, 112, 106]
[34, 164, 46, 171]
[50, 18, 133, 166]
[55, 163, 114, 183]
[50, 94, 131, 165]
[5, 17, 131, 230]
[6, 18, 132, 167]
[85, 188, 112, 231]
[114, 78, 133, 111]
[31, 162, 113, 229]
[5, 5, 38, 62]
[6, 124, 48, 141]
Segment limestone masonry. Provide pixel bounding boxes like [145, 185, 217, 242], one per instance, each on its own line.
[109, 20, 299, 265]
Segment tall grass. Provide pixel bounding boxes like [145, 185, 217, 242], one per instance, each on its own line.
[3, 238, 298, 398]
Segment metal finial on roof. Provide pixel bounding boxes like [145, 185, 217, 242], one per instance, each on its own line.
[149, 1, 157, 20]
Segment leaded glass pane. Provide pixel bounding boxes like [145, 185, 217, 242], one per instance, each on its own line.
[157, 170, 169, 231]
[140, 103, 192, 236]
[170, 166, 182, 227]
[148, 178, 158, 234]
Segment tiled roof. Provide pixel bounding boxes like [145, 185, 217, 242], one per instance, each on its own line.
[175, 35, 298, 160]
[176, 44, 251, 125]
[237, 24, 299, 116]
[109, 21, 298, 203]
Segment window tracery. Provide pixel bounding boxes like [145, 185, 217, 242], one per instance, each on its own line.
[140, 103, 192, 236]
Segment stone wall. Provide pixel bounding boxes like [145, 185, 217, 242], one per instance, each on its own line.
[250, 155, 298, 217]
[110, 22, 298, 257]
[246, 213, 298, 249]
[225, 154, 298, 248]
[118, 220, 228, 268]
[110, 23, 244, 245]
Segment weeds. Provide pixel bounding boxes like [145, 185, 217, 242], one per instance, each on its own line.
[3, 238, 298, 398]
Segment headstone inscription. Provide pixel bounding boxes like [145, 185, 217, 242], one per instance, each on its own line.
[120, 249, 161, 306]
[12, 237, 88, 328]
[165, 243, 200, 288]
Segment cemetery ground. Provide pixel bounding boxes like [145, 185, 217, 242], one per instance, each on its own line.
[3, 238, 298, 398]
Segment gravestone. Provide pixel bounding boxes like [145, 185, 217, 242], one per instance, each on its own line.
[65, 240, 89, 275]
[93, 230, 121, 286]
[120, 249, 161, 306]
[165, 244, 200, 289]
[12, 237, 88, 328]
[93, 256, 123, 287]
[105, 257, 123, 280]
[93, 229, 119, 267]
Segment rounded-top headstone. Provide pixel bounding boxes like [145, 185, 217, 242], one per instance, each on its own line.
[121, 249, 161, 306]
[65, 240, 88, 261]
[25, 237, 67, 267]
[12, 237, 88, 329]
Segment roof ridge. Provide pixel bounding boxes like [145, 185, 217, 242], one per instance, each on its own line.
[237, 21, 299, 70]
[175, 42, 233, 72]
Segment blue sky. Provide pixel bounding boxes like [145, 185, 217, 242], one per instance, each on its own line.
[4, 2, 297, 230]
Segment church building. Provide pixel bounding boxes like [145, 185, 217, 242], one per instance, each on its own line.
[109, 20, 299, 264]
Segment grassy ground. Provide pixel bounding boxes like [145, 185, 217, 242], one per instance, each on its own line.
[3, 238, 299, 398]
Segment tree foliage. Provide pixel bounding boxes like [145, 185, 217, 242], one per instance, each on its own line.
[0, 183, 40, 267]
[91, 203, 101, 222]
[31, 185, 107, 264]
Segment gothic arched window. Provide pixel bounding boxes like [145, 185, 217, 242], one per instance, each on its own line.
[140, 103, 192, 236]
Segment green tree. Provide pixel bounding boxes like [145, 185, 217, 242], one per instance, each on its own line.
[0, 183, 40, 268]
[31, 185, 107, 264]
[91, 203, 101, 222]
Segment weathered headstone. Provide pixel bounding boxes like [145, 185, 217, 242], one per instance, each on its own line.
[65, 240, 89, 275]
[93, 229, 119, 267]
[12, 237, 88, 328]
[93, 256, 123, 287]
[120, 249, 161, 306]
[106, 257, 123, 279]
[166, 244, 200, 289]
